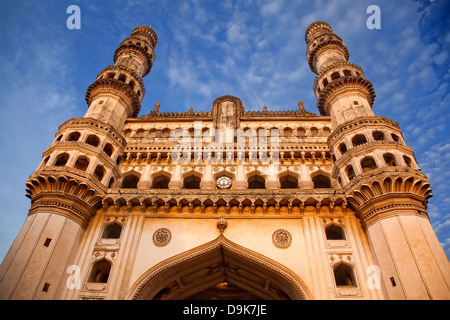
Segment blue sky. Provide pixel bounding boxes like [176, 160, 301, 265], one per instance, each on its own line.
[0, 0, 449, 262]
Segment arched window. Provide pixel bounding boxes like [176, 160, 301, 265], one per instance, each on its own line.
[67, 132, 81, 142]
[352, 134, 367, 147]
[283, 127, 293, 137]
[86, 135, 100, 148]
[333, 263, 357, 287]
[183, 175, 201, 189]
[403, 155, 412, 168]
[74, 156, 90, 171]
[331, 71, 340, 80]
[361, 157, 377, 172]
[93, 165, 105, 181]
[54, 153, 69, 167]
[88, 259, 111, 283]
[322, 78, 329, 88]
[310, 127, 318, 137]
[108, 177, 115, 188]
[152, 175, 170, 189]
[118, 74, 126, 82]
[384, 153, 397, 166]
[121, 174, 140, 188]
[280, 175, 298, 189]
[391, 134, 400, 142]
[339, 142, 348, 155]
[343, 70, 352, 76]
[248, 175, 266, 189]
[103, 143, 114, 157]
[372, 131, 385, 141]
[101, 222, 122, 239]
[312, 175, 331, 188]
[347, 166, 356, 181]
[297, 127, 306, 137]
[325, 224, 346, 240]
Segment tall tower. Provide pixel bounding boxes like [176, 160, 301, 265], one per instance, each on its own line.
[306, 21, 450, 299]
[0, 26, 157, 299]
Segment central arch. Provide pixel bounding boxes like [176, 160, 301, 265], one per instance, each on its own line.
[129, 235, 311, 300]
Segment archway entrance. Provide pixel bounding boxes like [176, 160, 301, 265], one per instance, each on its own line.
[130, 236, 310, 300]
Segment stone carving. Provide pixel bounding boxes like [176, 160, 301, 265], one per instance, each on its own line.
[153, 228, 172, 247]
[272, 229, 292, 248]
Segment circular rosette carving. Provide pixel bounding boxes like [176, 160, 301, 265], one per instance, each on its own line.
[152, 228, 172, 247]
[272, 229, 292, 248]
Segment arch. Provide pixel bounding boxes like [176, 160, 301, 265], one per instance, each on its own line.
[352, 134, 367, 147]
[129, 235, 312, 300]
[372, 131, 385, 141]
[101, 222, 123, 239]
[346, 165, 355, 181]
[311, 173, 331, 188]
[333, 262, 357, 287]
[152, 175, 171, 189]
[93, 165, 105, 181]
[74, 156, 90, 172]
[247, 175, 266, 189]
[103, 143, 114, 157]
[54, 153, 69, 167]
[87, 259, 112, 284]
[85, 134, 100, 148]
[279, 174, 299, 189]
[67, 131, 81, 142]
[383, 153, 397, 166]
[121, 173, 140, 189]
[325, 224, 346, 240]
[361, 156, 377, 172]
[183, 175, 201, 189]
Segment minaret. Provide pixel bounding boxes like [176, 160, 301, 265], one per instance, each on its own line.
[306, 21, 450, 299]
[0, 26, 157, 299]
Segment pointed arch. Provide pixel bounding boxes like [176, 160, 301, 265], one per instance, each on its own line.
[129, 235, 312, 300]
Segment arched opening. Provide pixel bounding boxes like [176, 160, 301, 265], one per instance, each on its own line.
[312, 175, 331, 188]
[347, 166, 356, 181]
[93, 165, 105, 181]
[352, 134, 367, 147]
[152, 175, 170, 189]
[88, 259, 111, 284]
[67, 132, 81, 142]
[339, 142, 348, 155]
[103, 143, 114, 157]
[325, 224, 346, 240]
[86, 135, 100, 148]
[54, 153, 69, 167]
[372, 131, 385, 141]
[280, 175, 298, 189]
[333, 263, 357, 287]
[121, 174, 140, 189]
[131, 236, 310, 300]
[384, 153, 397, 166]
[361, 157, 377, 172]
[74, 156, 89, 172]
[248, 175, 266, 189]
[403, 155, 412, 168]
[102, 222, 122, 239]
[331, 71, 340, 80]
[183, 175, 201, 189]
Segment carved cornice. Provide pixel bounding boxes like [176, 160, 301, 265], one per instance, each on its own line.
[343, 169, 432, 228]
[85, 79, 141, 118]
[25, 171, 105, 227]
[317, 76, 376, 116]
